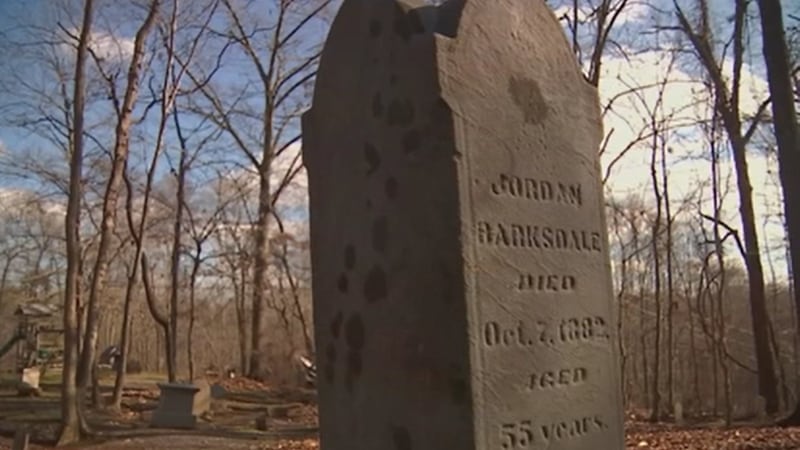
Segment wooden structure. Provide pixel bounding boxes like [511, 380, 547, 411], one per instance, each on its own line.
[12, 303, 62, 371]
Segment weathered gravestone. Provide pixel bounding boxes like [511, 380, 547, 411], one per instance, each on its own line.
[150, 381, 210, 429]
[302, 0, 624, 449]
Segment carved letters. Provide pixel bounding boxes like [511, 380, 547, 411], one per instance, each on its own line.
[516, 273, 577, 292]
[498, 415, 607, 448]
[490, 173, 582, 206]
[482, 317, 609, 349]
[479, 170, 612, 447]
[476, 221, 603, 252]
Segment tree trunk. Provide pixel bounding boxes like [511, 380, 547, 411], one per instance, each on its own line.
[661, 140, 675, 412]
[57, 0, 93, 444]
[168, 118, 189, 383]
[141, 253, 174, 378]
[249, 173, 273, 380]
[77, 0, 160, 398]
[676, 0, 780, 414]
[727, 132, 779, 414]
[754, 0, 800, 426]
[187, 247, 201, 381]
[649, 127, 663, 422]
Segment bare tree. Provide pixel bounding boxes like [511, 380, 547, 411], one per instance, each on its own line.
[57, 0, 93, 443]
[753, 0, 800, 426]
[76, 1, 160, 408]
[675, 0, 780, 413]
[184, 0, 332, 379]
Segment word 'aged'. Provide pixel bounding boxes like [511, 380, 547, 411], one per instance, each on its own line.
[477, 222, 602, 253]
[482, 317, 609, 349]
[516, 273, 577, 292]
[490, 173, 582, 206]
[527, 367, 587, 391]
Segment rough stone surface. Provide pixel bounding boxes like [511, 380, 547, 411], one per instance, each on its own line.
[302, 0, 624, 449]
[150, 382, 208, 429]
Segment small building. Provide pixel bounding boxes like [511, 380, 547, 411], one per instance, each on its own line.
[11, 302, 62, 371]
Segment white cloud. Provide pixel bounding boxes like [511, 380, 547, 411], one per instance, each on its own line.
[88, 30, 135, 63]
[599, 49, 786, 277]
[59, 28, 134, 64]
[552, 1, 650, 26]
[0, 188, 66, 218]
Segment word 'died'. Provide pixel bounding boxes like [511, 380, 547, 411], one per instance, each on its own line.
[516, 273, 577, 292]
[490, 173, 582, 206]
[476, 222, 602, 253]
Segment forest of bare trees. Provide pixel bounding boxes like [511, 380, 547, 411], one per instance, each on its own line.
[0, 0, 797, 445]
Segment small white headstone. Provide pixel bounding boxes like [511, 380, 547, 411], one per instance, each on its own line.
[21, 367, 40, 389]
[673, 400, 684, 425]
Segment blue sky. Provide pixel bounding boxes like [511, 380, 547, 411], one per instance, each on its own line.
[0, 0, 797, 276]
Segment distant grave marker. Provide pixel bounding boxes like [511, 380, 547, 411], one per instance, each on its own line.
[150, 381, 210, 429]
[302, 0, 624, 448]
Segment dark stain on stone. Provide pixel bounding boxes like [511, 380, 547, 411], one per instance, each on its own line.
[393, 7, 425, 42]
[369, 19, 382, 38]
[366, 199, 373, 210]
[331, 311, 343, 338]
[392, 426, 412, 450]
[345, 244, 356, 270]
[372, 216, 389, 254]
[364, 142, 380, 175]
[325, 343, 337, 362]
[345, 372, 355, 393]
[390, 74, 398, 85]
[387, 99, 414, 126]
[337, 274, 349, 293]
[372, 92, 384, 118]
[385, 177, 398, 200]
[324, 363, 334, 383]
[345, 314, 365, 350]
[402, 129, 421, 154]
[508, 77, 548, 125]
[364, 265, 388, 303]
[347, 350, 362, 377]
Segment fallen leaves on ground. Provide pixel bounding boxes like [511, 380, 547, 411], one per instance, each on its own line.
[5, 426, 800, 449]
[218, 376, 274, 393]
[627, 423, 800, 449]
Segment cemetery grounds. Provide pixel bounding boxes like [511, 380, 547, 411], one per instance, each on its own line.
[1, 371, 800, 449]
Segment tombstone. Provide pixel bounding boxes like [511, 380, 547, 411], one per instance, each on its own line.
[302, 0, 624, 449]
[20, 367, 40, 388]
[12, 428, 29, 450]
[150, 381, 210, 429]
[17, 367, 40, 396]
[673, 400, 684, 425]
[210, 382, 227, 399]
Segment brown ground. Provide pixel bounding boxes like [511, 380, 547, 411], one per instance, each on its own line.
[4, 426, 800, 449]
[3, 374, 800, 449]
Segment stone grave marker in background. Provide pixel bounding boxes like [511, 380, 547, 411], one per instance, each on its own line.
[302, 0, 624, 449]
[150, 382, 210, 429]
